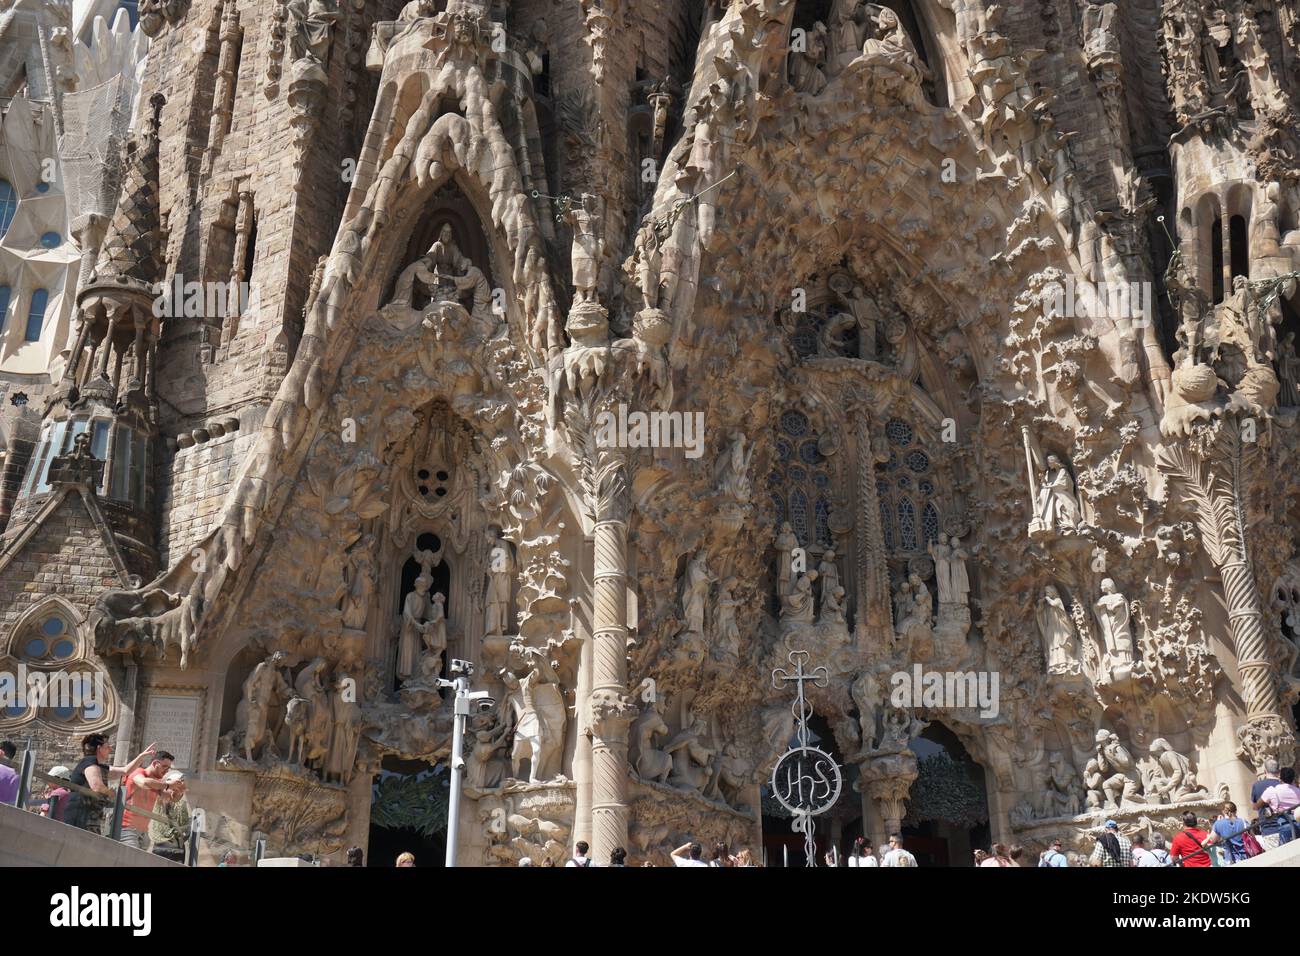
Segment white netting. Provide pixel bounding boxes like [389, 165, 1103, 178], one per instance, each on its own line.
[58, 71, 129, 226]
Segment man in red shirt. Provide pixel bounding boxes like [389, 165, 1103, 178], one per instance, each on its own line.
[1170, 811, 1217, 867]
[120, 750, 174, 849]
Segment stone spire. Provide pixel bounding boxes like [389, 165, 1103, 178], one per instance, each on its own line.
[86, 92, 165, 293]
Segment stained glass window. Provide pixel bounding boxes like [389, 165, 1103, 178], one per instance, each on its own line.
[877, 417, 942, 555]
[771, 409, 833, 549]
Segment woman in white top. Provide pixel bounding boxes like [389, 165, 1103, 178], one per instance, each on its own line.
[847, 837, 879, 867]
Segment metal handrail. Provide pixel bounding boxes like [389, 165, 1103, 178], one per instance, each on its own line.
[8, 755, 260, 866]
[10, 753, 177, 830]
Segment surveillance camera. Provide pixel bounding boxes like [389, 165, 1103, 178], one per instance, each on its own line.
[449, 658, 474, 676]
[475, 697, 497, 714]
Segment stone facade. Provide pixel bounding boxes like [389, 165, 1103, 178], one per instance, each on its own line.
[2, 0, 1300, 866]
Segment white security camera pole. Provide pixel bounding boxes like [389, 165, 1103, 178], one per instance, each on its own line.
[439, 660, 495, 868]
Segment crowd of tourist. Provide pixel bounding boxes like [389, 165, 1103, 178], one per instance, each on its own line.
[2, 734, 194, 862]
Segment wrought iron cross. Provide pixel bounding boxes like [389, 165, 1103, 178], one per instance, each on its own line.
[771, 649, 829, 751]
[770, 649, 840, 868]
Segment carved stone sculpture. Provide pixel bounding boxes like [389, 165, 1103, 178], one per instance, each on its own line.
[681, 550, 712, 635]
[1038, 585, 1079, 674]
[391, 224, 489, 313]
[716, 431, 755, 506]
[1094, 578, 1134, 679]
[789, 20, 829, 95]
[1033, 454, 1081, 532]
[665, 717, 715, 792]
[324, 673, 363, 785]
[340, 535, 376, 630]
[817, 549, 841, 604]
[632, 696, 672, 784]
[398, 575, 436, 682]
[464, 714, 510, 791]
[502, 642, 567, 784]
[238, 651, 291, 763]
[1147, 738, 1209, 803]
[713, 577, 741, 664]
[565, 193, 604, 305]
[781, 570, 818, 627]
[1095, 730, 1143, 807]
[819, 584, 847, 626]
[774, 521, 800, 598]
[485, 528, 515, 638]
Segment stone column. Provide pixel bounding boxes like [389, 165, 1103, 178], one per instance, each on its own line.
[571, 536, 595, 851]
[588, 448, 637, 862]
[112, 661, 141, 768]
[859, 750, 917, 840]
[1159, 415, 1293, 770]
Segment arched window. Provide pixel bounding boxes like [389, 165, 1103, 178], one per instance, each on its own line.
[1230, 214, 1248, 282]
[877, 417, 942, 557]
[1, 602, 114, 729]
[25, 288, 48, 341]
[0, 180, 16, 237]
[769, 409, 833, 550]
[118, 0, 139, 28]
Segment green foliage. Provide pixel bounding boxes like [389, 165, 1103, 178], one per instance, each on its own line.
[902, 751, 988, 829]
[370, 772, 450, 837]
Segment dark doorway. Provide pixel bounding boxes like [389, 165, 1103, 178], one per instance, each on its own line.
[367, 758, 448, 867]
[902, 723, 990, 867]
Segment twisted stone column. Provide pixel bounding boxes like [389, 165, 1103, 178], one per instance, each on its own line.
[589, 450, 636, 861]
[1159, 414, 1292, 770]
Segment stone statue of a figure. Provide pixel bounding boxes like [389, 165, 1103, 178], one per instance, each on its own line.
[1037, 584, 1078, 674]
[681, 550, 712, 635]
[391, 223, 489, 312]
[1095, 730, 1143, 807]
[464, 715, 510, 791]
[288, 0, 340, 66]
[398, 574, 437, 682]
[294, 657, 333, 768]
[666, 717, 715, 792]
[714, 577, 741, 662]
[340, 535, 376, 630]
[1147, 738, 1208, 803]
[484, 529, 515, 638]
[817, 549, 841, 603]
[1094, 578, 1134, 676]
[502, 643, 567, 784]
[859, 4, 926, 88]
[789, 20, 829, 95]
[774, 521, 800, 597]
[716, 431, 755, 505]
[819, 584, 847, 625]
[418, 592, 448, 681]
[1034, 454, 1081, 531]
[565, 193, 604, 305]
[781, 570, 818, 626]
[324, 673, 362, 785]
[929, 535, 971, 607]
[239, 650, 291, 762]
[632, 696, 673, 783]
